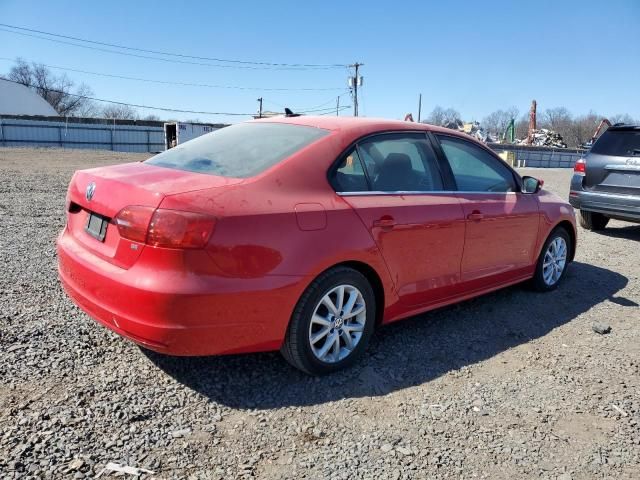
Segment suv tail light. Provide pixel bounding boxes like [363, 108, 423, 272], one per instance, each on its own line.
[115, 206, 216, 249]
[574, 158, 586, 175]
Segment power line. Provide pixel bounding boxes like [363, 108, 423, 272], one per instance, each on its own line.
[0, 77, 254, 116]
[0, 23, 347, 70]
[263, 91, 350, 112]
[0, 76, 352, 118]
[0, 57, 345, 92]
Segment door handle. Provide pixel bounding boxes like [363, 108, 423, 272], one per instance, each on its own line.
[373, 216, 396, 229]
[467, 210, 484, 221]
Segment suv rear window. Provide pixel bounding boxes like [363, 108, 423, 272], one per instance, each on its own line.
[146, 122, 328, 178]
[591, 129, 640, 156]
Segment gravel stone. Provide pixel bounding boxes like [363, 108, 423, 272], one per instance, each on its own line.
[592, 322, 612, 335]
[1, 152, 639, 479]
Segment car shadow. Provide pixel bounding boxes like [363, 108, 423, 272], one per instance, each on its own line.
[143, 261, 631, 409]
[596, 224, 640, 241]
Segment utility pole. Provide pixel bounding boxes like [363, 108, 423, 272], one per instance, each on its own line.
[348, 62, 363, 117]
[336, 96, 340, 116]
[417, 94, 422, 123]
[257, 97, 263, 118]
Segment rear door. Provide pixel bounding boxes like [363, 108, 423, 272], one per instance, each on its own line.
[433, 134, 539, 285]
[586, 127, 640, 197]
[331, 132, 465, 307]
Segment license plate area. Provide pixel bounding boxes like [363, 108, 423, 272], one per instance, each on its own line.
[85, 212, 108, 242]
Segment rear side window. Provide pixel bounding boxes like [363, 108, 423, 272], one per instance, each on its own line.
[437, 135, 516, 192]
[591, 129, 640, 156]
[332, 149, 369, 192]
[358, 134, 444, 192]
[146, 122, 328, 178]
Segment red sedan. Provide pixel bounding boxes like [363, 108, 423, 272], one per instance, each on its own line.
[57, 116, 577, 374]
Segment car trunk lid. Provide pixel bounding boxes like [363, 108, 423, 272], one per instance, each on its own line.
[65, 161, 241, 268]
[584, 128, 640, 195]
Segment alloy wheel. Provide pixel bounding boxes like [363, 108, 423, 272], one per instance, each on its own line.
[308, 284, 366, 363]
[542, 236, 567, 286]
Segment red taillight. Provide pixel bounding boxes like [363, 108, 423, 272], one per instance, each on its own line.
[115, 206, 155, 243]
[147, 209, 216, 249]
[574, 158, 586, 175]
[115, 206, 216, 249]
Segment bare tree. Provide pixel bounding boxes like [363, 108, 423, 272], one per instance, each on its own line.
[566, 112, 601, 148]
[482, 106, 519, 137]
[514, 114, 529, 140]
[609, 113, 635, 125]
[143, 114, 161, 121]
[7, 58, 95, 116]
[541, 107, 572, 131]
[101, 104, 138, 120]
[423, 106, 461, 127]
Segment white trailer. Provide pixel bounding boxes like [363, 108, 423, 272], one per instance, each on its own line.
[163, 122, 225, 150]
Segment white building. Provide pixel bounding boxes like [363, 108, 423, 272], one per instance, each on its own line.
[0, 78, 58, 116]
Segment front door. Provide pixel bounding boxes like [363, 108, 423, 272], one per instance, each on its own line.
[435, 135, 540, 285]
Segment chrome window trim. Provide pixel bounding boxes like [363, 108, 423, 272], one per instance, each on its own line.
[337, 190, 519, 196]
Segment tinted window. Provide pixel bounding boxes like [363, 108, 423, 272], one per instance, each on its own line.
[332, 149, 369, 192]
[358, 134, 444, 192]
[437, 136, 516, 192]
[591, 129, 640, 156]
[147, 122, 328, 178]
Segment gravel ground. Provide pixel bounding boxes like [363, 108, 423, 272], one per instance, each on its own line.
[1, 148, 638, 479]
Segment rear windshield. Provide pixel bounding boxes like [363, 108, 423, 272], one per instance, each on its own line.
[591, 129, 640, 156]
[146, 122, 328, 178]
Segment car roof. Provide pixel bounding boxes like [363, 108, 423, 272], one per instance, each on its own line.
[248, 115, 464, 137]
[608, 125, 640, 131]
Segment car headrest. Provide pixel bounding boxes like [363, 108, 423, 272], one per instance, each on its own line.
[380, 153, 412, 172]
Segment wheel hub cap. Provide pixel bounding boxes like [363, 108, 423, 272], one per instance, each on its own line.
[308, 284, 367, 364]
[542, 236, 567, 286]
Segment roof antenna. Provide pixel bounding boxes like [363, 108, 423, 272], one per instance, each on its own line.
[284, 108, 300, 117]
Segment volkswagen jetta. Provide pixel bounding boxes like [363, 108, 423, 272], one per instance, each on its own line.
[57, 116, 577, 374]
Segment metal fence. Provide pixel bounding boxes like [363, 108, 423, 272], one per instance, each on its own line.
[489, 143, 586, 168]
[0, 117, 165, 152]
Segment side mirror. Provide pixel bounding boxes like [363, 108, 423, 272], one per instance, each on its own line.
[522, 176, 543, 194]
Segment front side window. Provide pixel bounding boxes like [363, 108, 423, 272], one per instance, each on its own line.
[357, 134, 444, 192]
[437, 136, 516, 192]
[147, 122, 328, 178]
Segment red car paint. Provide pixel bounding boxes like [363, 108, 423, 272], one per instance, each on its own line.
[57, 116, 576, 356]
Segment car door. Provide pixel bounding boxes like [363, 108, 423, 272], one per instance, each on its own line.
[330, 132, 465, 307]
[434, 134, 539, 286]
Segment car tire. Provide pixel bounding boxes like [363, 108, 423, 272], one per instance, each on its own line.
[579, 210, 609, 231]
[530, 227, 571, 292]
[281, 266, 376, 375]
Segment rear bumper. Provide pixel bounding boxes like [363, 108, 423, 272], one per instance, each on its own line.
[569, 174, 640, 221]
[57, 228, 306, 356]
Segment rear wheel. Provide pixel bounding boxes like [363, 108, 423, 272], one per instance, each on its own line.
[531, 228, 571, 292]
[579, 210, 609, 230]
[281, 267, 375, 375]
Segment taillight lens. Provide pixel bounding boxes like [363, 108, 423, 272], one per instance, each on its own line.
[574, 158, 586, 175]
[147, 209, 216, 249]
[115, 206, 155, 243]
[115, 206, 216, 248]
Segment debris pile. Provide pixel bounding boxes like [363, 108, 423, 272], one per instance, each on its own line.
[518, 128, 567, 148]
[437, 120, 494, 143]
[460, 121, 495, 143]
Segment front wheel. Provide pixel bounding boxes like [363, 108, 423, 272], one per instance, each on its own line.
[281, 267, 376, 375]
[530, 228, 571, 292]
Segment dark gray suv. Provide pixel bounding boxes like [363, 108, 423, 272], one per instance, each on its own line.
[569, 125, 640, 230]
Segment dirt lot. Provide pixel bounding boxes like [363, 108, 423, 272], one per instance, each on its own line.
[1, 148, 638, 479]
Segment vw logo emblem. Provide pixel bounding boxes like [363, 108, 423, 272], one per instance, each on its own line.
[85, 182, 96, 201]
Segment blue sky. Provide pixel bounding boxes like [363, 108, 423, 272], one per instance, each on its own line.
[1, 0, 639, 124]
